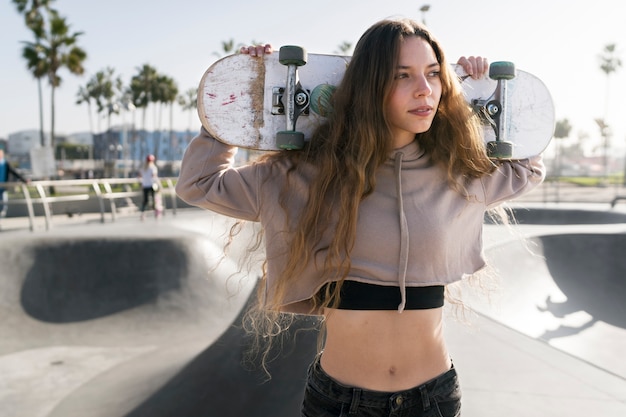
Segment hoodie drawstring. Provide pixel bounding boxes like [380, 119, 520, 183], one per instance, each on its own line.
[394, 152, 409, 312]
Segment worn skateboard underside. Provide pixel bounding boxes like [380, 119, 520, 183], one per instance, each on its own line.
[198, 53, 348, 150]
[198, 53, 554, 158]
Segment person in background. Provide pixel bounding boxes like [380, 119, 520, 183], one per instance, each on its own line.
[139, 154, 159, 220]
[176, 18, 545, 417]
[0, 148, 29, 218]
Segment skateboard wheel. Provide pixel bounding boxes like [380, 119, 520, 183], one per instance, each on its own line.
[486, 140, 514, 159]
[276, 131, 305, 150]
[489, 61, 516, 81]
[310, 84, 336, 116]
[279, 45, 307, 66]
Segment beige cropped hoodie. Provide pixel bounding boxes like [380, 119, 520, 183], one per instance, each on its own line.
[176, 128, 545, 314]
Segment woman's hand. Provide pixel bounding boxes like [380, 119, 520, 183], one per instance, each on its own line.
[239, 44, 273, 57]
[456, 56, 488, 79]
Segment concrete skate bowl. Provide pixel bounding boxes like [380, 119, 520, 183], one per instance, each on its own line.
[478, 231, 626, 380]
[0, 232, 319, 417]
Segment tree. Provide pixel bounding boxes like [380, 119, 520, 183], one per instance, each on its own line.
[554, 119, 572, 140]
[78, 67, 123, 133]
[75, 85, 94, 134]
[152, 74, 178, 159]
[177, 88, 198, 133]
[214, 38, 241, 58]
[599, 44, 622, 118]
[12, 0, 56, 146]
[19, 7, 87, 149]
[553, 118, 572, 177]
[334, 41, 353, 55]
[598, 44, 622, 177]
[130, 64, 159, 134]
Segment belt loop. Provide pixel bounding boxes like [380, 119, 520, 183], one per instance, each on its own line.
[349, 388, 361, 414]
[420, 386, 430, 411]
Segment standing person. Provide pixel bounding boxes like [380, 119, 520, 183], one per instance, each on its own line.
[139, 154, 159, 220]
[176, 18, 545, 417]
[0, 149, 29, 218]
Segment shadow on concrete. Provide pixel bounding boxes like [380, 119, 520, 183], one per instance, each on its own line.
[481, 227, 626, 379]
[123, 291, 319, 417]
[538, 233, 626, 330]
[21, 239, 189, 323]
[2, 227, 320, 417]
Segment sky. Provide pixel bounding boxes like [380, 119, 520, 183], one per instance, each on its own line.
[1, 0, 625, 157]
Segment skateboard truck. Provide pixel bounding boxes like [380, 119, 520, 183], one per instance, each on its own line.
[275, 45, 309, 150]
[484, 61, 516, 159]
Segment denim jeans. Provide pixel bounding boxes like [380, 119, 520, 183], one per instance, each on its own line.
[301, 356, 461, 417]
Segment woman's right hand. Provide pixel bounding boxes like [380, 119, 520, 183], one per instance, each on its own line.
[239, 44, 273, 57]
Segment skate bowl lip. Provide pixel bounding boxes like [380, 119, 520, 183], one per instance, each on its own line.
[488, 203, 626, 225]
[0, 217, 259, 347]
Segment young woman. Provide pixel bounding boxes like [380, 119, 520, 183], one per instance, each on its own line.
[176, 18, 544, 417]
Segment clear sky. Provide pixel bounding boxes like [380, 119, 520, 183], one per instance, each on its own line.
[1, 0, 624, 156]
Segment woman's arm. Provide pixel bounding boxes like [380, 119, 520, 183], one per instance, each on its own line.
[482, 155, 545, 208]
[175, 128, 265, 221]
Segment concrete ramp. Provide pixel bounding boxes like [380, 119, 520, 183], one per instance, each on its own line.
[1, 208, 625, 417]
[0, 217, 317, 417]
[472, 208, 626, 379]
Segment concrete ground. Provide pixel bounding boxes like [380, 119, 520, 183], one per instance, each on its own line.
[0, 200, 625, 416]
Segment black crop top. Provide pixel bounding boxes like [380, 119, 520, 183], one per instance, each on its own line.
[319, 281, 444, 310]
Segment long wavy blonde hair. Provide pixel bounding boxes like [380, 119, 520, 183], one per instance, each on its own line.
[242, 18, 498, 370]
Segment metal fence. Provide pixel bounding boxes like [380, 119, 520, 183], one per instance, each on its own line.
[0, 178, 178, 232]
[4, 177, 626, 233]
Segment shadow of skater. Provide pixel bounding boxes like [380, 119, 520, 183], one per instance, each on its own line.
[537, 295, 599, 340]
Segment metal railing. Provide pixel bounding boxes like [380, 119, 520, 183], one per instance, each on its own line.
[0, 177, 178, 232]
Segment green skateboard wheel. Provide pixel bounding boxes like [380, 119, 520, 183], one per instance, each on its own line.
[486, 140, 514, 159]
[279, 45, 307, 66]
[310, 84, 337, 116]
[489, 61, 516, 81]
[276, 130, 305, 150]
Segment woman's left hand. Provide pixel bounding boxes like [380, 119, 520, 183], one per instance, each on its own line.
[240, 44, 273, 57]
[457, 56, 488, 79]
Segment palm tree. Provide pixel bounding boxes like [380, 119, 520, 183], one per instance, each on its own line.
[334, 41, 353, 55]
[553, 119, 572, 178]
[13, 0, 56, 146]
[598, 44, 622, 177]
[178, 88, 198, 133]
[214, 38, 239, 58]
[99, 69, 123, 131]
[162, 77, 179, 160]
[130, 64, 158, 132]
[79, 68, 122, 133]
[75, 85, 94, 134]
[599, 44, 622, 117]
[152, 74, 178, 159]
[20, 9, 87, 149]
[20, 37, 48, 146]
[130, 64, 159, 157]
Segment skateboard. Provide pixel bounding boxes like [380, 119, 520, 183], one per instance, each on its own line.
[198, 45, 554, 159]
[154, 187, 163, 217]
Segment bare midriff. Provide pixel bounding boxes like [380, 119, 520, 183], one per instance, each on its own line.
[320, 307, 450, 392]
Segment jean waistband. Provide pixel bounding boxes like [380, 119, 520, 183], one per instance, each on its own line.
[307, 355, 457, 410]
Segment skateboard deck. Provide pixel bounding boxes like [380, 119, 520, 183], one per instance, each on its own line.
[154, 189, 163, 216]
[198, 46, 554, 159]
